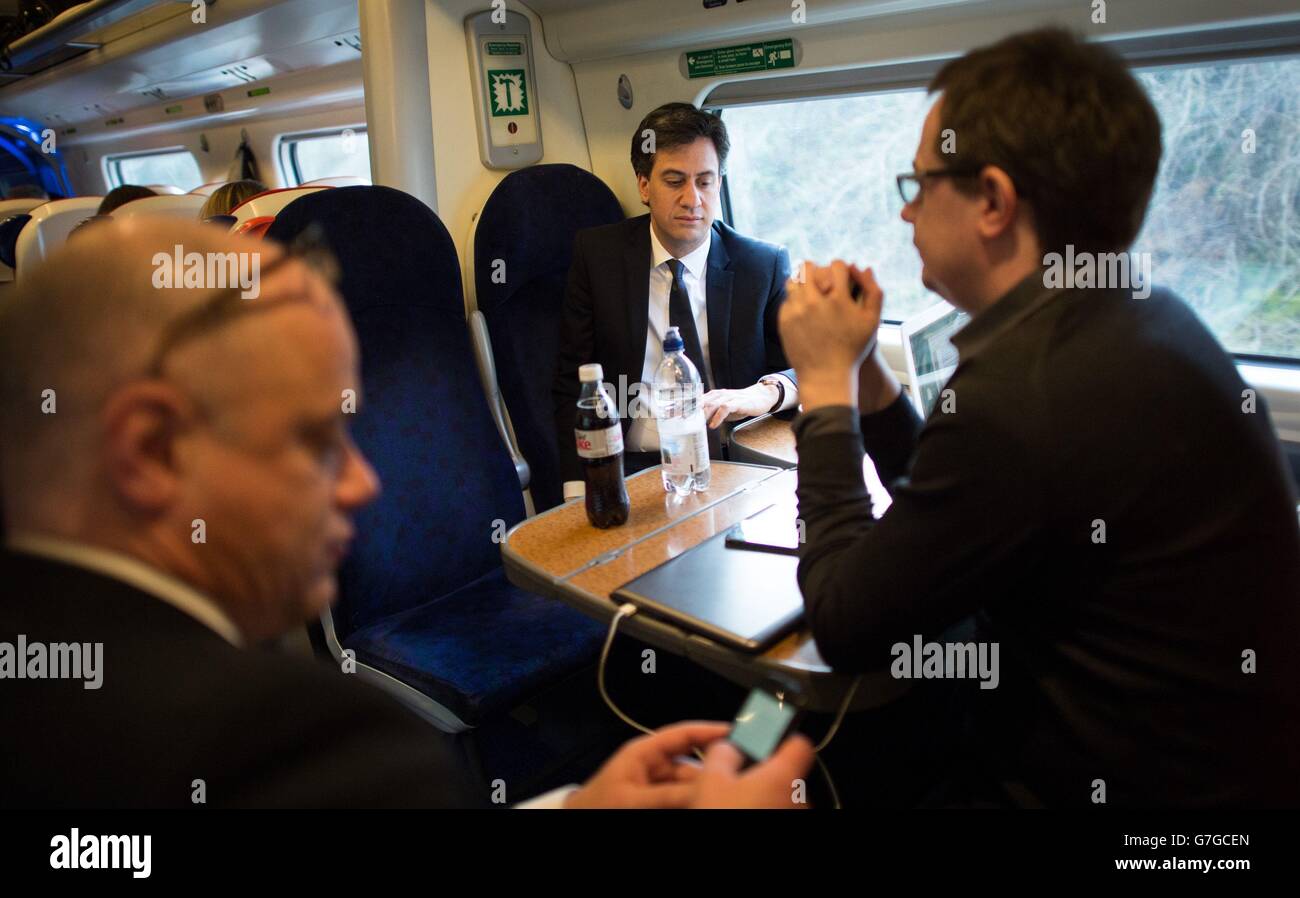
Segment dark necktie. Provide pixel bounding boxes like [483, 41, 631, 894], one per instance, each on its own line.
[665, 258, 723, 458]
[665, 258, 710, 389]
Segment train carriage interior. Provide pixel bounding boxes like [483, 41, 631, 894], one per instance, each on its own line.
[0, 0, 1298, 841]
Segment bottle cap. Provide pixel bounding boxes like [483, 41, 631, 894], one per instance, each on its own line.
[579, 363, 603, 383]
[662, 326, 684, 353]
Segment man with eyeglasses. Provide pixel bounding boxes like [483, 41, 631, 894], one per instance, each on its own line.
[779, 27, 1300, 806]
[0, 217, 812, 808]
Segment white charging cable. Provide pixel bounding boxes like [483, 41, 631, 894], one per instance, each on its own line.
[596, 604, 655, 737]
[596, 602, 862, 807]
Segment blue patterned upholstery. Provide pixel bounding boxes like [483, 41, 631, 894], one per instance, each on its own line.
[474, 164, 624, 510]
[345, 566, 601, 723]
[266, 186, 603, 725]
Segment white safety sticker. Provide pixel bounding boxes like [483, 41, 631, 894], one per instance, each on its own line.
[576, 426, 624, 459]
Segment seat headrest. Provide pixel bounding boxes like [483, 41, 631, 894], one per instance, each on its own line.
[265, 186, 458, 314]
[0, 198, 45, 218]
[235, 218, 275, 240]
[473, 164, 624, 315]
[13, 197, 104, 280]
[111, 194, 208, 219]
[300, 176, 370, 188]
[229, 186, 330, 232]
[189, 181, 224, 197]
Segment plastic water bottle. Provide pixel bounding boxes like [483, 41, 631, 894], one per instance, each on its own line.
[653, 326, 711, 496]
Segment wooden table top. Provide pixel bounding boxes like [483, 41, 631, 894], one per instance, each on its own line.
[730, 413, 893, 516]
[502, 460, 909, 711]
[730, 413, 799, 466]
[503, 462, 835, 673]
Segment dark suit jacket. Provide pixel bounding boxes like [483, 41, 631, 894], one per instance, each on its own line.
[794, 276, 1300, 807]
[553, 214, 793, 485]
[0, 551, 487, 808]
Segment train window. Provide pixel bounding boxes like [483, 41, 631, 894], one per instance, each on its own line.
[1134, 56, 1299, 362]
[106, 149, 203, 192]
[720, 54, 1300, 361]
[278, 128, 371, 186]
[721, 91, 935, 324]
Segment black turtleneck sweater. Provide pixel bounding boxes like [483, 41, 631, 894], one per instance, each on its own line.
[793, 275, 1300, 807]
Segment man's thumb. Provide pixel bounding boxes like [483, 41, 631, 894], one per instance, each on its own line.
[751, 734, 816, 785]
[701, 739, 745, 776]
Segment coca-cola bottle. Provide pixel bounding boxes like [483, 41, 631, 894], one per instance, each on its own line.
[575, 363, 630, 528]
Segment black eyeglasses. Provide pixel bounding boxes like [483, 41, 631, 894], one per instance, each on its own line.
[895, 166, 987, 204]
[145, 223, 339, 378]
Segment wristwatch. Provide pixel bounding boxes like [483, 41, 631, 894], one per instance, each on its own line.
[759, 376, 785, 414]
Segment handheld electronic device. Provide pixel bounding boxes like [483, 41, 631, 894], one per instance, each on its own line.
[728, 685, 803, 764]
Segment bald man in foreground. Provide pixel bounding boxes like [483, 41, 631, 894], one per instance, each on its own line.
[0, 219, 813, 808]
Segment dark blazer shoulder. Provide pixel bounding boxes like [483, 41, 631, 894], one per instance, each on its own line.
[0, 551, 483, 808]
[712, 218, 787, 267]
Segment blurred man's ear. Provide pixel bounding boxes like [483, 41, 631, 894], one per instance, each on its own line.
[637, 173, 651, 206]
[100, 383, 195, 512]
[976, 165, 1021, 241]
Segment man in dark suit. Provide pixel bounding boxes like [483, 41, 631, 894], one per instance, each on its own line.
[0, 218, 812, 808]
[778, 28, 1300, 806]
[554, 103, 796, 501]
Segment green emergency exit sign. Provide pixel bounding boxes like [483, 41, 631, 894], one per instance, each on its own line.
[685, 38, 795, 78]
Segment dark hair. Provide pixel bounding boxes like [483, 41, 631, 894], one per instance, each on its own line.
[929, 27, 1162, 256]
[97, 184, 157, 215]
[630, 103, 730, 180]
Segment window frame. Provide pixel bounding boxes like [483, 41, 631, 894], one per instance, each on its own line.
[276, 126, 369, 187]
[706, 30, 1300, 365]
[103, 147, 202, 191]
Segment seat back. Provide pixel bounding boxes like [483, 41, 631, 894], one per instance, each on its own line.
[266, 187, 526, 640]
[111, 194, 207, 219]
[0, 198, 44, 218]
[189, 181, 224, 196]
[13, 197, 103, 280]
[471, 164, 624, 510]
[229, 186, 328, 237]
[302, 176, 370, 188]
[142, 184, 185, 195]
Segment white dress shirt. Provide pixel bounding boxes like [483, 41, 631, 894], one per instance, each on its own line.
[562, 225, 798, 501]
[625, 226, 716, 452]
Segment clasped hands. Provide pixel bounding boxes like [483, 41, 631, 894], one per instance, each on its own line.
[778, 260, 885, 409]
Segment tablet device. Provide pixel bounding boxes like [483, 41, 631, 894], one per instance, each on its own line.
[612, 530, 805, 652]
